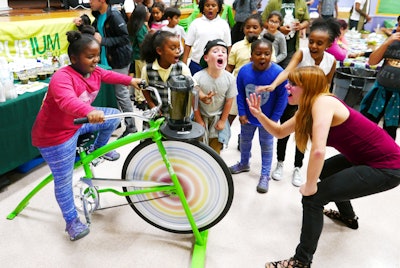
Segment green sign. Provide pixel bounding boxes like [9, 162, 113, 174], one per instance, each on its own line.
[376, 0, 400, 16]
[0, 17, 76, 61]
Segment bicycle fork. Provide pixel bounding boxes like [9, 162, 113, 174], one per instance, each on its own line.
[154, 138, 209, 268]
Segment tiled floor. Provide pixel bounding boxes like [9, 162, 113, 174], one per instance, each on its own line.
[1, 116, 399, 268]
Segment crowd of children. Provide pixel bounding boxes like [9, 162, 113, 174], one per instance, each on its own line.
[67, 0, 384, 201]
[75, 0, 378, 203]
[33, 3, 400, 261]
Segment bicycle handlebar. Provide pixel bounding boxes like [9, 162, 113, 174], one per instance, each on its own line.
[74, 84, 162, 125]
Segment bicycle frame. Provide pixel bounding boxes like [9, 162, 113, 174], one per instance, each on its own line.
[6, 88, 211, 268]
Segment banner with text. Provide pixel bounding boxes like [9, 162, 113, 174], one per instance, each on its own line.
[0, 18, 77, 61]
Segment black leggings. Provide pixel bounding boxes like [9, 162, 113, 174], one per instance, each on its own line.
[294, 154, 400, 264]
[276, 104, 304, 167]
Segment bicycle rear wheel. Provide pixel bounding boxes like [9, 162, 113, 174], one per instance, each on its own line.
[122, 139, 233, 233]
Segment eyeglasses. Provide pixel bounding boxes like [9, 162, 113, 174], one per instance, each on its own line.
[268, 20, 281, 25]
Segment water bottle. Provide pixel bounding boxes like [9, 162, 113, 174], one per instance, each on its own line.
[0, 79, 6, 102]
[3, 62, 18, 100]
[5, 78, 17, 100]
[0, 59, 14, 101]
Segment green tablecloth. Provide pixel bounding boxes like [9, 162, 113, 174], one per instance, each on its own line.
[0, 80, 118, 176]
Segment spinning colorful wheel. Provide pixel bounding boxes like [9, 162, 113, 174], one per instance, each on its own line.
[122, 140, 233, 233]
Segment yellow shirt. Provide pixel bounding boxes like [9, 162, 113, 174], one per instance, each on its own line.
[141, 59, 193, 83]
[228, 38, 277, 77]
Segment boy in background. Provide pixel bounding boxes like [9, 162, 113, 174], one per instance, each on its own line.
[193, 39, 237, 154]
[318, 0, 338, 19]
[162, 7, 186, 56]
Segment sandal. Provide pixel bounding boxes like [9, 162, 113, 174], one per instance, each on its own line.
[323, 209, 359, 230]
[265, 257, 310, 268]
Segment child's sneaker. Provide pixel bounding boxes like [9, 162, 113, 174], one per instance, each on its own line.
[88, 145, 120, 161]
[65, 217, 90, 241]
[292, 167, 303, 187]
[256, 175, 270, 193]
[229, 162, 250, 174]
[271, 161, 284, 181]
[102, 150, 120, 161]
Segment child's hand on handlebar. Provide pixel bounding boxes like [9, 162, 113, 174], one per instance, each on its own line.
[87, 110, 105, 123]
[130, 78, 146, 90]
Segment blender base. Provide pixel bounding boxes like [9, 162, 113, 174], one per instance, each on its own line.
[160, 121, 204, 140]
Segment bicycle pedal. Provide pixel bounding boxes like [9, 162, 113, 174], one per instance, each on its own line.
[91, 157, 104, 166]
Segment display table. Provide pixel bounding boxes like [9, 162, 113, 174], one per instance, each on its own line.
[339, 31, 386, 70]
[0, 79, 118, 176]
[332, 32, 386, 109]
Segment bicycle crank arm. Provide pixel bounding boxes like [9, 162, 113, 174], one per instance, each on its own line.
[81, 178, 172, 188]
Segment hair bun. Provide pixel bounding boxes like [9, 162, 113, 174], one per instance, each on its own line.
[262, 32, 275, 43]
[80, 25, 96, 35]
[66, 30, 82, 44]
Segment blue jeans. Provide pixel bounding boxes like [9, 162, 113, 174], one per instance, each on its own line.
[38, 107, 120, 224]
[294, 154, 400, 264]
[239, 123, 273, 176]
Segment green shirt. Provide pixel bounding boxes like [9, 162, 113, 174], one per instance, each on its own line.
[131, 24, 148, 61]
[261, 0, 310, 51]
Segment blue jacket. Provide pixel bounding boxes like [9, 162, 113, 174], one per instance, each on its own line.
[236, 62, 288, 126]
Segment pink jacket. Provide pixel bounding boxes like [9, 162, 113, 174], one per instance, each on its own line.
[32, 66, 132, 147]
[326, 38, 347, 61]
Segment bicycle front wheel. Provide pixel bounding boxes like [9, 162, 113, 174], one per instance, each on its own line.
[122, 140, 233, 233]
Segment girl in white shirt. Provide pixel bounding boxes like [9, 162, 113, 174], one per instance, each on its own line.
[182, 0, 231, 75]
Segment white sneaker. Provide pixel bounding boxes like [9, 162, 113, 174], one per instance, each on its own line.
[292, 167, 303, 187]
[271, 161, 284, 181]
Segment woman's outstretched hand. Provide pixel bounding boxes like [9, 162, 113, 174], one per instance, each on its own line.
[246, 93, 262, 118]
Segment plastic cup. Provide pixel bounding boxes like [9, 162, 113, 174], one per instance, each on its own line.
[38, 72, 47, 80]
[291, 19, 299, 30]
[17, 72, 29, 84]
